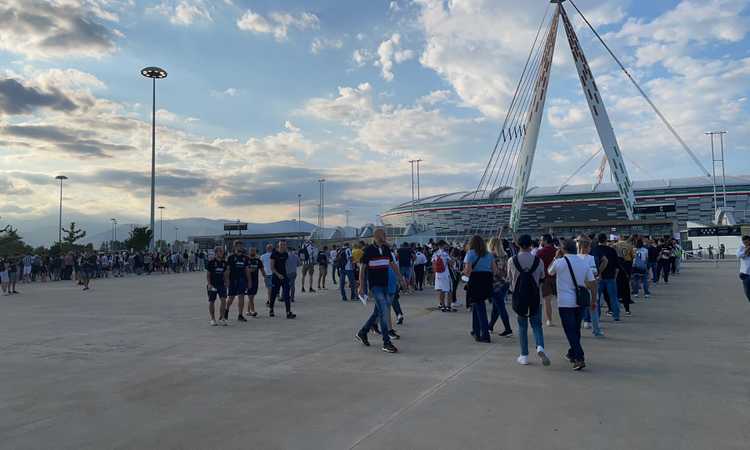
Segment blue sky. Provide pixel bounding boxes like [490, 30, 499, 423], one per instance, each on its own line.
[1, 0, 749, 232]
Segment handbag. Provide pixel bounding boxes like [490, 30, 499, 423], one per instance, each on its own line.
[564, 256, 591, 308]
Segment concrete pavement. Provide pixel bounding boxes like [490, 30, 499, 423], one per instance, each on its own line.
[1, 263, 748, 449]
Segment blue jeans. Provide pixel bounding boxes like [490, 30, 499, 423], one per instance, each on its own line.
[559, 306, 585, 362]
[649, 261, 657, 282]
[517, 307, 544, 356]
[582, 300, 603, 336]
[598, 278, 619, 320]
[741, 274, 750, 302]
[359, 286, 392, 345]
[340, 269, 356, 300]
[391, 293, 403, 316]
[270, 276, 292, 313]
[489, 284, 511, 333]
[630, 271, 650, 296]
[288, 272, 297, 301]
[471, 300, 490, 341]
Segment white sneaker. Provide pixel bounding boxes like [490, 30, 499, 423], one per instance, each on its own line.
[583, 322, 592, 329]
[210, 319, 217, 326]
[545, 320, 552, 327]
[220, 319, 228, 326]
[516, 355, 529, 365]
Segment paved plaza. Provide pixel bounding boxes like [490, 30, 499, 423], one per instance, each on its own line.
[1, 263, 748, 450]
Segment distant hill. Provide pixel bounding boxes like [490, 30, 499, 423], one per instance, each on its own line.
[6, 212, 317, 247]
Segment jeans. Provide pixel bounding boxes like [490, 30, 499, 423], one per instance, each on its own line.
[391, 292, 403, 316]
[517, 307, 544, 356]
[583, 300, 603, 336]
[414, 264, 425, 290]
[656, 260, 671, 283]
[359, 286, 392, 345]
[270, 276, 292, 313]
[332, 264, 337, 284]
[598, 278, 620, 320]
[649, 261, 658, 282]
[741, 274, 750, 302]
[631, 271, 650, 296]
[340, 269, 355, 300]
[288, 272, 297, 301]
[559, 307, 585, 362]
[471, 300, 490, 341]
[400, 266, 412, 283]
[489, 284, 511, 333]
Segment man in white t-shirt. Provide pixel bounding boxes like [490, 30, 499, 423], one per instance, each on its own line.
[432, 240, 453, 312]
[329, 246, 338, 285]
[549, 239, 596, 371]
[738, 235, 750, 303]
[260, 244, 274, 305]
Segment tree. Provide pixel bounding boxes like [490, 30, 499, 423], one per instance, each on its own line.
[62, 222, 86, 248]
[0, 227, 32, 257]
[124, 226, 152, 251]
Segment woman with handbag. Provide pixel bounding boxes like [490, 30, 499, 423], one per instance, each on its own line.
[548, 239, 597, 371]
[463, 235, 496, 343]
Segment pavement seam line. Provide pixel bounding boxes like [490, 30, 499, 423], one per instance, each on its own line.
[348, 345, 495, 449]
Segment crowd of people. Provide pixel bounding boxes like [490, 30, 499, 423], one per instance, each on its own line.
[0, 249, 207, 294]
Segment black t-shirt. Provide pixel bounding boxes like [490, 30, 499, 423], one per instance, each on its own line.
[227, 253, 249, 280]
[396, 248, 413, 268]
[207, 259, 228, 286]
[317, 252, 328, 265]
[271, 250, 288, 278]
[647, 245, 658, 263]
[248, 257, 263, 286]
[362, 244, 394, 288]
[591, 245, 618, 279]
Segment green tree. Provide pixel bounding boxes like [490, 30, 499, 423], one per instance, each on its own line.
[124, 226, 152, 251]
[62, 222, 87, 249]
[0, 227, 32, 257]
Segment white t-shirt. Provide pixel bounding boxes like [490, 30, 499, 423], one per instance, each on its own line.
[260, 252, 272, 276]
[737, 244, 750, 275]
[549, 256, 595, 308]
[576, 253, 597, 277]
[329, 250, 337, 265]
[415, 251, 427, 265]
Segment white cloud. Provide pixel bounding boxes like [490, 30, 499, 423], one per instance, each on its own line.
[147, 1, 213, 26]
[302, 83, 374, 126]
[376, 33, 414, 81]
[417, 90, 453, 106]
[211, 87, 239, 98]
[311, 37, 344, 54]
[237, 9, 319, 41]
[352, 49, 372, 67]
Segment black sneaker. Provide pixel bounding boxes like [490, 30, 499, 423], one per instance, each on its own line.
[388, 330, 400, 340]
[499, 330, 513, 338]
[356, 331, 370, 347]
[382, 342, 398, 353]
[269, 310, 275, 317]
[573, 360, 586, 371]
[286, 312, 296, 319]
[301, 287, 306, 293]
[237, 315, 247, 322]
[309, 288, 316, 293]
[563, 354, 573, 364]
[341, 297, 349, 302]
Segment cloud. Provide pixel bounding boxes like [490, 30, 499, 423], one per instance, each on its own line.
[147, 0, 213, 26]
[210, 87, 239, 98]
[376, 33, 414, 81]
[352, 49, 372, 67]
[302, 83, 374, 126]
[416, 90, 453, 106]
[237, 9, 319, 41]
[311, 37, 344, 54]
[0, 78, 77, 115]
[1, 124, 134, 158]
[0, 0, 121, 59]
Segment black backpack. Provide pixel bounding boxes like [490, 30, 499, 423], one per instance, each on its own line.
[335, 248, 347, 269]
[511, 256, 541, 318]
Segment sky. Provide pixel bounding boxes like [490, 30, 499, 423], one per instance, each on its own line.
[1, 0, 749, 234]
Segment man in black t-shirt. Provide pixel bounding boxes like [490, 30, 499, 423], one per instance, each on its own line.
[317, 246, 329, 290]
[226, 241, 251, 322]
[355, 228, 405, 353]
[206, 246, 228, 326]
[245, 247, 266, 317]
[396, 242, 414, 293]
[270, 240, 295, 318]
[590, 233, 620, 321]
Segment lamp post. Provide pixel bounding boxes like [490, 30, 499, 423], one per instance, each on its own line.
[110, 218, 117, 249]
[55, 175, 68, 249]
[158, 205, 165, 246]
[174, 227, 179, 242]
[317, 179, 326, 232]
[297, 194, 302, 236]
[141, 66, 168, 251]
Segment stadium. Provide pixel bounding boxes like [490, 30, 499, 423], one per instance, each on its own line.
[379, 175, 750, 241]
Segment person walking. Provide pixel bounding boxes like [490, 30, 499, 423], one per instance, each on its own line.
[548, 239, 596, 371]
[206, 246, 228, 326]
[339, 243, 356, 301]
[299, 241, 315, 293]
[245, 247, 266, 317]
[329, 245, 338, 285]
[577, 236, 603, 337]
[508, 234, 549, 366]
[397, 242, 414, 294]
[317, 246, 329, 290]
[226, 241, 251, 322]
[655, 240, 672, 284]
[355, 228, 404, 353]
[463, 235, 495, 343]
[261, 244, 274, 307]
[432, 241, 453, 312]
[488, 237, 512, 337]
[414, 247, 427, 291]
[536, 235, 557, 327]
[591, 233, 620, 321]
[286, 247, 300, 303]
[269, 240, 295, 318]
[738, 235, 750, 302]
[631, 239, 650, 300]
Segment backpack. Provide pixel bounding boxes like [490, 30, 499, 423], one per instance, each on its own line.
[334, 249, 347, 269]
[432, 254, 446, 273]
[511, 256, 541, 318]
[633, 249, 647, 272]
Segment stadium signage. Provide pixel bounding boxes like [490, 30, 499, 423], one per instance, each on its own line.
[224, 222, 248, 231]
[687, 226, 741, 237]
[634, 204, 676, 214]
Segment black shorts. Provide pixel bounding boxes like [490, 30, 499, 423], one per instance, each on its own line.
[228, 278, 248, 296]
[207, 285, 227, 302]
[247, 280, 259, 296]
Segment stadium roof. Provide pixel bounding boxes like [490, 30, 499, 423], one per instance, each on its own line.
[392, 175, 750, 209]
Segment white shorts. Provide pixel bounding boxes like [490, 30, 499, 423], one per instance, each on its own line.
[434, 274, 452, 292]
[23, 266, 32, 275]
